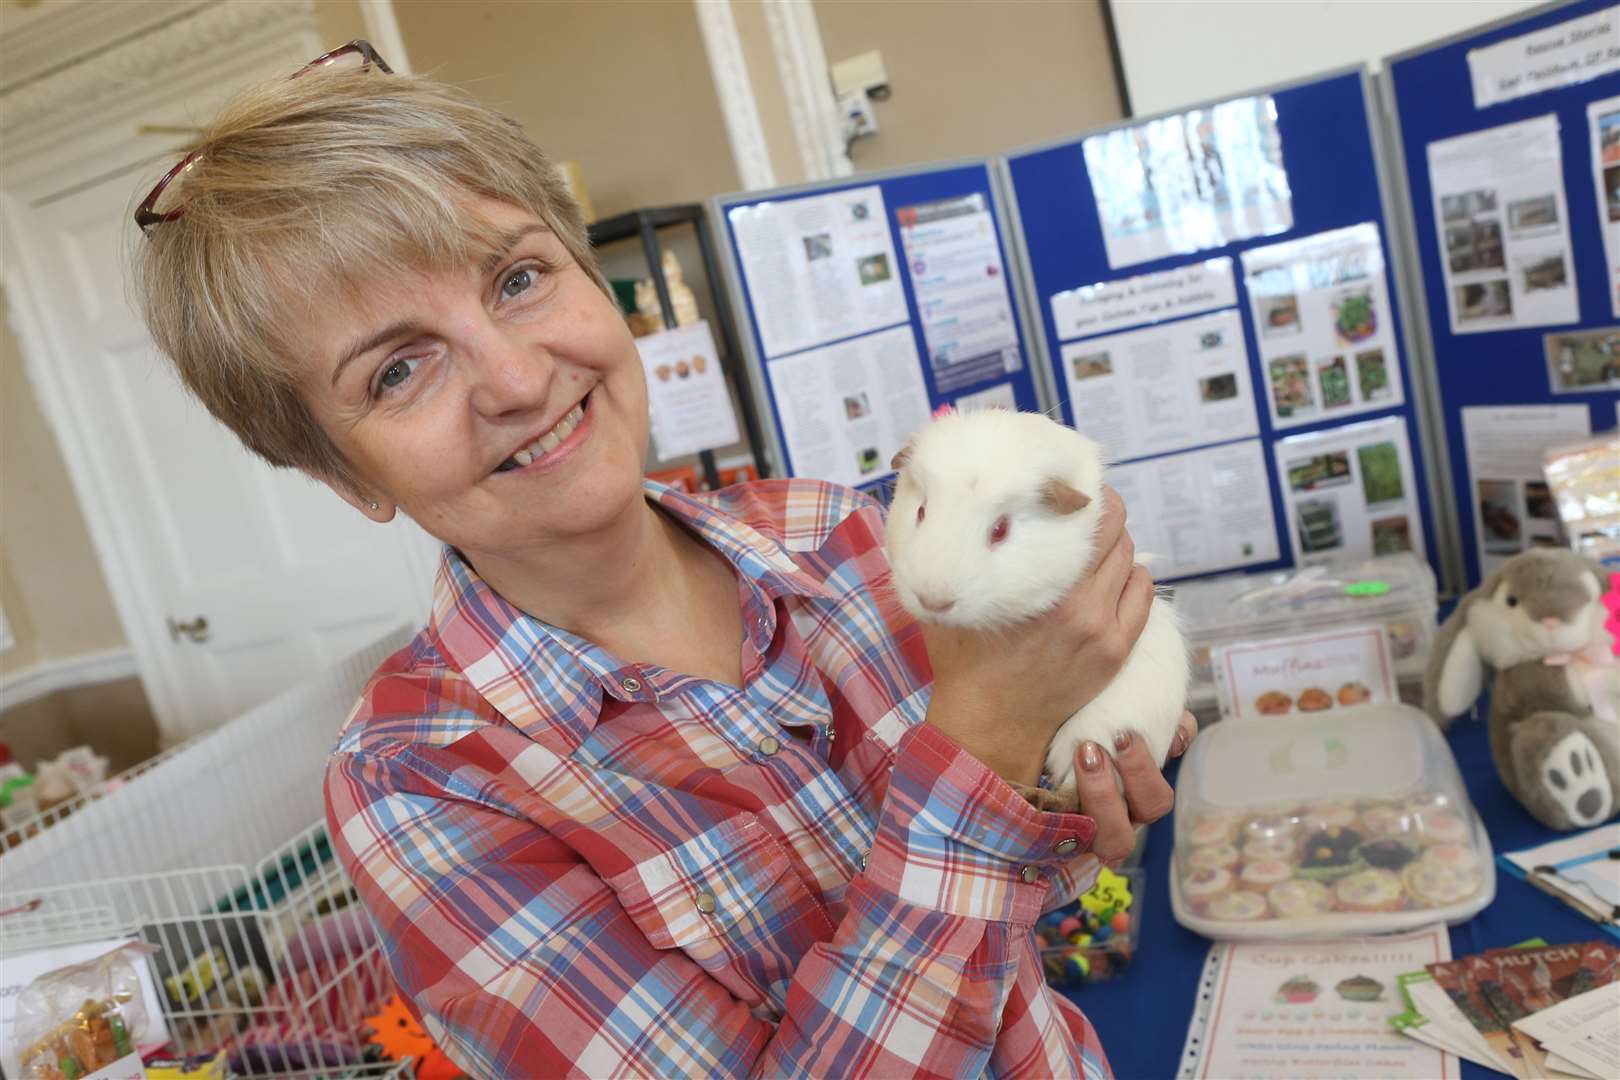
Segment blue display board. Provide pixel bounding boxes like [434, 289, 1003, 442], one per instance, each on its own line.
[712, 161, 1044, 498]
[1004, 69, 1445, 587]
[1385, 0, 1620, 589]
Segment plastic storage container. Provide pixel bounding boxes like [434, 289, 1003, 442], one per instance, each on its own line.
[1037, 868, 1142, 988]
[1171, 553, 1438, 720]
[1170, 704, 1494, 940]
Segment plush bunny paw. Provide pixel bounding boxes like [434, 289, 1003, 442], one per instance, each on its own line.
[1540, 731, 1614, 827]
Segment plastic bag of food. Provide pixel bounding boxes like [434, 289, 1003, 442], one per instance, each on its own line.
[14, 942, 157, 1079]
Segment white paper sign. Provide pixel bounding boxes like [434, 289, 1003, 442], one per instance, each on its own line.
[0, 939, 171, 1080]
[1051, 258, 1238, 341]
[1468, 4, 1620, 109]
[1061, 309, 1259, 462]
[1241, 224, 1407, 430]
[767, 324, 931, 487]
[1107, 438, 1279, 579]
[1590, 97, 1620, 319]
[1461, 404, 1592, 575]
[1274, 415, 1427, 567]
[634, 320, 741, 461]
[1428, 114, 1580, 334]
[728, 185, 908, 360]
[1214, 625, 1397, 724]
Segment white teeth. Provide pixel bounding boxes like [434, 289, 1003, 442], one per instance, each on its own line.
[539, 429, 562, 453]
[503, 402, 585, 471]
[512, 449, 533, 467]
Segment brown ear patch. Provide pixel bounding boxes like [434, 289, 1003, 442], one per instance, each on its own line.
[890, 439, 915, 472]
[1041, 478, 1091, 515]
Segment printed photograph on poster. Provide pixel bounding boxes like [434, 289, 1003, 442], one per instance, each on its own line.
[1241, 224, 1406, 430]
[1107, 439, 1279, 579]
[1081, 95, 1292, 271]
[728, 185, 908, 360]
[1273, 416, 1425, 566]
[1060, 309, 1259, 462]
[766, 325, 931, 488]
[634, 320, 741, 461]
[1427, 114, 1580, 334]
[1462, 405, 1592, 575]
[1589, 97, 1620, 319]
[1050, 258, 1237, 340]
[896, 194, 1022, 394]
[1545, 326, 1620, 393]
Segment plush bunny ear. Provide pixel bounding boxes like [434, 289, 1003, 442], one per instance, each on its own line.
[1424, 573, 1500, 725]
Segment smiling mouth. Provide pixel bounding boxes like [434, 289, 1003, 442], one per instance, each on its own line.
[494, 393, 589, 473]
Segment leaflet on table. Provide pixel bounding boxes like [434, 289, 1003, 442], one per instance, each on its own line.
[1427, 114, 1580, 334]
[1060, 309, 1258, 462]
[728, 185, 907, 360]
[634, 321, 741, 461]
[1082, 95, 1292, 271]
[895, 194, 1022, 394]
[1177, 924, 1453, 1080]
[1050, 258, 1238, 340]
[1241, 224, 1407, 430]
[1107, 439, 1278, 579]
[1545, 325, 1620, 394]
[766, 325, 931, 488]
[1589, 97, 1620, 319]
[1514, 982, 1620, 1079]
[1274, 415, 1425, 567]
[1461, 405, 1592, 575]
[1466, 4, 1620, 110]
[1213, 625, 1396, 724]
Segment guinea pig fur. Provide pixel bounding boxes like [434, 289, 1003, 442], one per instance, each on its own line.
[885, 409, 1190, 806]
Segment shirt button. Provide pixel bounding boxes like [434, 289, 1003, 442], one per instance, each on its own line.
[1055, 838, 1079, 856]
[620, 676, 641, 693]
[758, 735, 781, 756]
[695, 892, 717, 914]
[1020, 865, 1041, 884]
[860, 850, 869, 871]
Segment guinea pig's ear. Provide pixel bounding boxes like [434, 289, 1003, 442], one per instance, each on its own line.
[1040, 477, 1091, 515]
[890, 438, 915, 473]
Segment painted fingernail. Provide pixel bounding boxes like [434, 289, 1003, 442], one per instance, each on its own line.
[1082, 742, 1105, 772]
[1113, 729, 1134, 753]
[1171, 729, 1188, 757]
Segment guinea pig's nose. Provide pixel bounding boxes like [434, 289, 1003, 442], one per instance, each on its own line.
[919, 593, 956, 614]
[1541, 615, 1564, 630]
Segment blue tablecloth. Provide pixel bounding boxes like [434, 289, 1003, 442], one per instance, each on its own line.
[1064, 711, 1611, 1080]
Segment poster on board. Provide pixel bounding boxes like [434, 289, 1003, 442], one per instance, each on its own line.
[1274, 416, 1425, 566]
[634, 321, 741, 461]
[1427, 114, 1580, 334]
[1462, 404, 1592, 575]
[1590, 96, 1620, 319]
[1082, 95, 1292, 270]
[1241, 224, 1406, 430]
[728, 185, 907, 360]
[766, 325, 931, 488]
[1050, 258, 1238, 341]
[1108, 438, 1279, 579]
[896, 193, 1022, 394]
[1060, 309, 1258, 461]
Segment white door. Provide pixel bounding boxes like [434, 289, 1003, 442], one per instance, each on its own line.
[2, 33, 439, 743]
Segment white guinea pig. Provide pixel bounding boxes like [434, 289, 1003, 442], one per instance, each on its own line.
[884, 408, 1189, 809]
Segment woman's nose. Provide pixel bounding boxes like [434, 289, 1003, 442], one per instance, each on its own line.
[466, 333, 553, 417]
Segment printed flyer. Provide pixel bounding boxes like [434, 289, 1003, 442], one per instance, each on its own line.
[1427, 114, 1580, 335]
[634, 320, 741, 461]
[1108, 438, 1279, 579]
[1274, 415, 1426, 566]
[1461, 404, 1592, 575]
[1242, 223, 1406, 430]
[1467, 4, 1620, 109]
[1213, 625, 1397, 724]
[1060, 308, 1259, 462]
[1589, 96, 1620, 319]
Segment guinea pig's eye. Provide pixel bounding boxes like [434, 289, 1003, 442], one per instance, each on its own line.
[1505, 595, 1518, 607]
[916, 503, 926, 524]
[989, 515, 1010, 546]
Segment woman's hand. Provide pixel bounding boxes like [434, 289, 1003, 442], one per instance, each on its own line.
[1073, 711, 1199, 865]
[922, 486, 1154, 786]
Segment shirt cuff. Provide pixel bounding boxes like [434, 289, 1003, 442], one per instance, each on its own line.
[862, 722, 1099, 925]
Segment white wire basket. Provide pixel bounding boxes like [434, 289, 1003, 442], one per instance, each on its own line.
[0, 625, 418, 1079]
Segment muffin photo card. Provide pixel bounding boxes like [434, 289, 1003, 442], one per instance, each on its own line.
[1213, 625, 1397, 724]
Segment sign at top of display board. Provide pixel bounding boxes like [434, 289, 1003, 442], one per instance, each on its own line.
[1467, 4, 1620, 110]
[1082, 95, 1293, 271]
[1050, 258, 1237, 340]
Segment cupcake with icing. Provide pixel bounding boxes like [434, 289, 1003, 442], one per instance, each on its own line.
[1297, 826, 1366, 882]
[1182, 866, 1234, 909]
[1403, 861, 1479, 908]
[1267, 878, 1335, 918]
[1300, 801, 1358, 831]
[1333, 868, 1407, 913]
[1241, 836, 1300, 863]
[1206, 890, 1270, 922]
[1186, 812, 1241, 848]
[1357, 836, 1420, 871]
[1185, 843, 1242, 872]
[1358, 806, 1414, 837]
[1420, 842, 1480, 872]
[1238, 858, 1294, 892]
[1243, 813, 1300, 846]
[1412, 810, 1470, 846]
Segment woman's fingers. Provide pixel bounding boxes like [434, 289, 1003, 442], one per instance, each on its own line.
[1169, 710, 1199, 758]
[1073, 740, 1136, 865]
[1111, 729, 1175, 826]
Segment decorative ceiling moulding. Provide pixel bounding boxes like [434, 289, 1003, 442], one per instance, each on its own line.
[0, 0, 316, 141]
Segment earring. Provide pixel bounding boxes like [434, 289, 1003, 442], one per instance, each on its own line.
[368, 500, 380, 512]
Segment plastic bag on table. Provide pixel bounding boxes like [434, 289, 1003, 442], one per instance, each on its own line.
[15, 942, 158, 1079]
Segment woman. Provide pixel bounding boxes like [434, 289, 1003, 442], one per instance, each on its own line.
[132, 45, 1194, 1079]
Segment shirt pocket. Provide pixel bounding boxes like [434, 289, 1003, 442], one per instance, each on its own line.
[605, 813, 819, 1013]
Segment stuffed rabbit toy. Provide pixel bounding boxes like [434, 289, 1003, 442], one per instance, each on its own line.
[1424, 549, 1618, 830]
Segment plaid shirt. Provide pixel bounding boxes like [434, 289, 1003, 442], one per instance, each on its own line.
[327, 479, 1113, 1079]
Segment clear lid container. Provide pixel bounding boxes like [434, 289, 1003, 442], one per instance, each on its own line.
[1170, 704, 1494, 939]
[1171, 553, 1438, 710]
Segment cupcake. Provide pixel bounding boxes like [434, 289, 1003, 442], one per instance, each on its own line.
[1244, 814, 1300, 846]
[1297, 687, 1333, 712]
[1182, 866, 1234, 909]
[1413, 811, 1470, 845]
[1277, 974, 1320, 1003]
[1300, 801, 1358, 831]
[1421, 842, 1480, 872]
[1335, 974, 1385, 1002]
[1403, 861, 1480, 908]
[1268, 878, 1335, 918]
[1358, 836, 1420, 871]
[1336, 682, 1371, 706]
[1359, 806, 1413, 837]
[1186, 813, 1241, 848]
[1256, 690, 1293, 715]
[1297, 826, 1366, 882]
[1333, 868, 1407, 913]
[1186, 844, 1242, 872]
[1242, 836, 1299, 863]
[1403, 791, 1452, 815]
[1206, 890, 1270, 922]
[1239, 858, 1294, 891]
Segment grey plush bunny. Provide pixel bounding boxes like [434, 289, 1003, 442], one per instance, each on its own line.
[1425, 549, 1618, 830]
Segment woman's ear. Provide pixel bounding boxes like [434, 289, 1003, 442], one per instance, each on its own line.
[311, 471, 395, 522]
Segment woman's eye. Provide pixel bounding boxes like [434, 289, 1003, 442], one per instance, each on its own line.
[376, 355, 421, 393]
[500, 267, 535, 300]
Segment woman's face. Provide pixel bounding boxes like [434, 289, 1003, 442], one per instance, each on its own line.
[295, 198, 650, 562]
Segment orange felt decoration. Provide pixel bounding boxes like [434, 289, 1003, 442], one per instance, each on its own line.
[364, 993, 463, 1080]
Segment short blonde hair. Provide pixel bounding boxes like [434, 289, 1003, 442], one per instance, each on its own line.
[132, 66, 606, 491]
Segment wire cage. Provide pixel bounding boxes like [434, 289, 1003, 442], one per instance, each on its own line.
[0, 626, 416, 1079]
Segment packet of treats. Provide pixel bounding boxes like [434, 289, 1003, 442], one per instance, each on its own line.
[15, 942, 158, 1079]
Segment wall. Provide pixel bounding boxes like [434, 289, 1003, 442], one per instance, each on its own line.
[1112, 0, 1546, 117]
[816, 0, 1125, 172]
